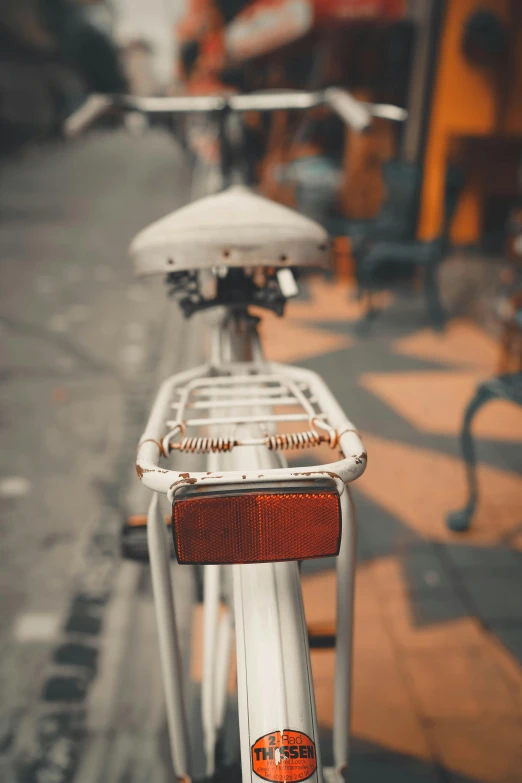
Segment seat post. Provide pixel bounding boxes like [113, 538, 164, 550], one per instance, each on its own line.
[217, 108, 233, 189]
[214, 309, 262, 365]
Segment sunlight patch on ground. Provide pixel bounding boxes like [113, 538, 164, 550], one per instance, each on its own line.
[360, 370, 522, 440]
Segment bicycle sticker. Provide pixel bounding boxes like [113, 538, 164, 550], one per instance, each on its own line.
[251, 729, 317, 782]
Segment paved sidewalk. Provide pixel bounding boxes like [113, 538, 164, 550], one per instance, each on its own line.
[260, 275, 522, 783]
[1, 134, 521, 783]
[0, 130, 200, 782]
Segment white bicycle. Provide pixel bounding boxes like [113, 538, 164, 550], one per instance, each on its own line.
[67, 89, 405, 783]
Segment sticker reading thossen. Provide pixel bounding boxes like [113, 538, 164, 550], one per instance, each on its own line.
[251, 729, 317, 782]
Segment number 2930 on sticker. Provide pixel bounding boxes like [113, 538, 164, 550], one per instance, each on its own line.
[251, 729, 317, 782]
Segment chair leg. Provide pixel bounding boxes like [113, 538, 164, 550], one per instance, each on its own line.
[497, 324, 512, 375]
[423, 261, 445, 331]
[353, 256, 382, 333]
[446, 381, 498, 532]
[353, 290, 380, 334]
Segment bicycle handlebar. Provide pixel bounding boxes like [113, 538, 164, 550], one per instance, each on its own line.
[64, 88, 407, 139]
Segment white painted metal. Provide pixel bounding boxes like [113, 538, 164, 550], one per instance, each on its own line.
[169, 411, 310, 427]
[187, 386, 314, 399]
[138, 314, 362, 783]
[214, 606, 234, 731]
[173, 395, 306, 409]
[233, 559, 322, 783]
[136, 362, 366, 495]
[171, 371, 319, 421]
[222, 438, 355, 783]
[201, 395, 236, 776]
[130, 186, 331, 277]
[139, 307, 362, 783]
[146, 492, 190, 778]
[334, 486, 357, 777]
[201, 434, 227, 777]
[202, 563, 220, 777]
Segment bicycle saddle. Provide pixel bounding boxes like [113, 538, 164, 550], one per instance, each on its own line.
[130, 185, 330, 276]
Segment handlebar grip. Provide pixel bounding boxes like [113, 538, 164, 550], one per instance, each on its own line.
[369, 102, 408, 122]
[64, 94, 113, 139]
[324, 88, 372, 132]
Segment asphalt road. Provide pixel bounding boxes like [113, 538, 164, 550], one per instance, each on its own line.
[0, 129, 202, 782]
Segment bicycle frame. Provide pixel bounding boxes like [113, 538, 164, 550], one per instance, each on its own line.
[144, 312, 358, 783]
[64, 82, 397, 783]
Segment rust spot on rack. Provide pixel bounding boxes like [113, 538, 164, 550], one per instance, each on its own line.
[242, 475, 246, 480]
[169, 477, 198, 490]
[291, 470, 341, 481]
[353, 452, 367, 465]
[136, 464, 155, 480]
[179, 472, 191, 479]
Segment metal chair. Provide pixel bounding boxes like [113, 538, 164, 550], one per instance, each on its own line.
[352, 163, 463, 330]
[447, 285, 522, 532]
[446, 371, 522, 532]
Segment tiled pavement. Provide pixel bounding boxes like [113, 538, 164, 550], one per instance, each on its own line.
[258, 275, 522, 782]
[2, 129, 521, 781]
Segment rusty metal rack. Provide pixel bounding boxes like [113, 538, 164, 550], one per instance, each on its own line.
[162, 369, 339, 456]
[136, 361, 366, 497]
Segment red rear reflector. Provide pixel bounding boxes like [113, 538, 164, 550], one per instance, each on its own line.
[172, 488, 341, 565]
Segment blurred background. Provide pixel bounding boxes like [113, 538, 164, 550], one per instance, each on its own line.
[1, 1, 521, 782]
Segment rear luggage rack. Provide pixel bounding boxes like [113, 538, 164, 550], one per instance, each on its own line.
[136, 361, 367, 498]
[164, 370, 338, 454]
